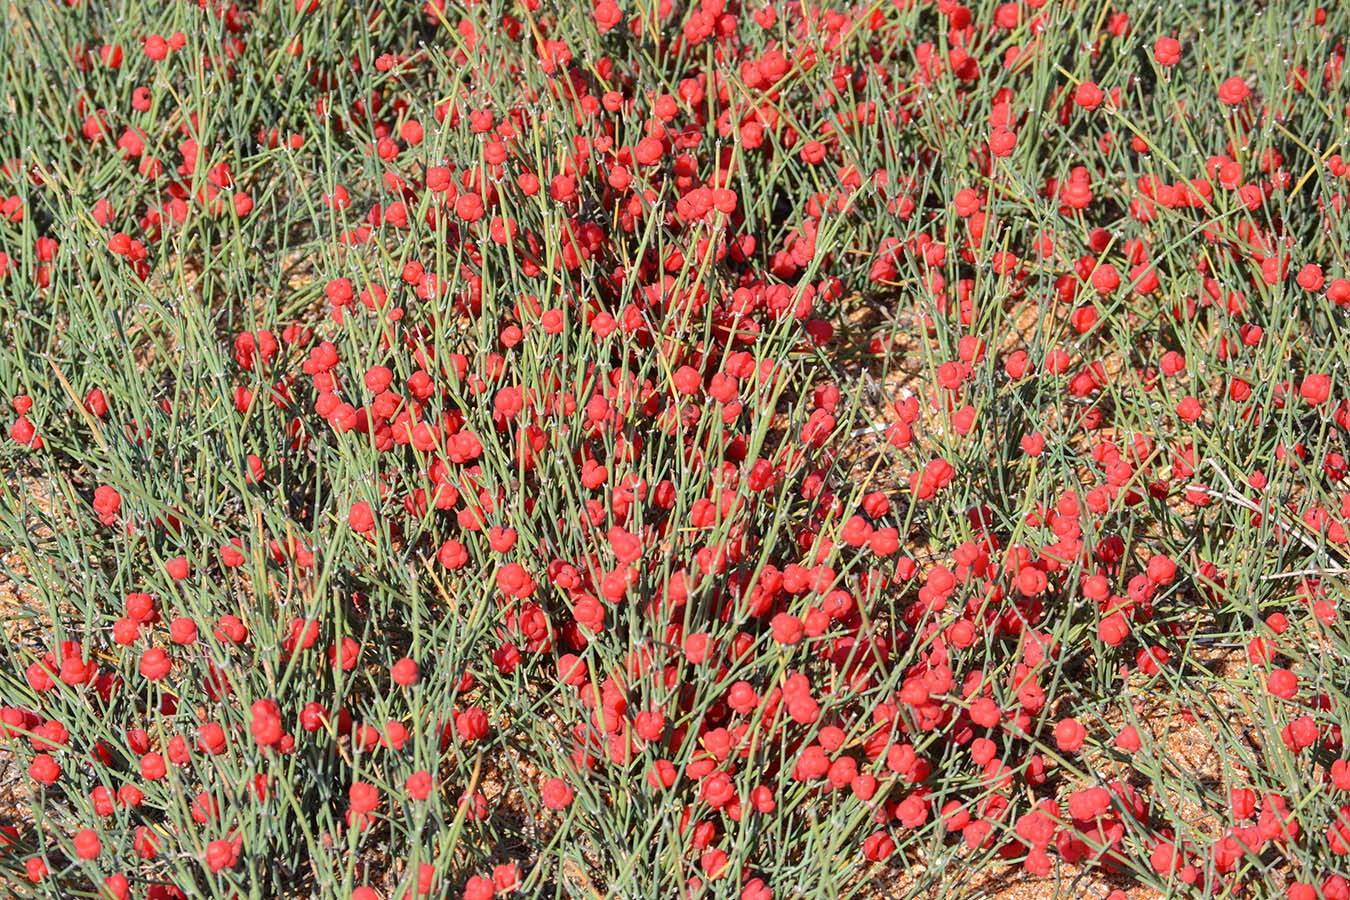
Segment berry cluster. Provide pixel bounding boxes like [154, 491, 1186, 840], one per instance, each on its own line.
[1, 1, 1350, 899]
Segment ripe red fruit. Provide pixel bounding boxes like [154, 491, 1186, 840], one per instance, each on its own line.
[165, 556, 190, 580]
[1115, 726, 1142, 753]
[140, 752, 166, 781]
[634, 709, 665, 742]
[103, 874, 130, 900]
[541, 777, 574, 809]
[197, 722, 227, 755]
[770, 613, 804, 645]
[250, 700, 284, 746]
[329, 637, 360, 671]
[1217, 76, 1251, 106]
[28, 754, 60, 785]
[862, 830, 896, 861]
[1090, 263, 1120, 293]
[1098, 613, 1130, 646]
[391, 657, 419, 686]
[144, 34, 169, 60]
[299, 702, 328, 732]
[1153, 37, 1181, 66]
[73, 828, 101, 859]
[1074, 81, 1104, 110]
[1054, 718, 1087, 752]
[205, 838, 239, 872]
[349, 781, 380, 814]
[438, 540, 469, 569]
[1146, 554, 1177, 585]
[92, 485, 121, 524]
[138, 648, 172, 680]
[406, 770, 433, 801]
[1297, 264, 1325, 291]
[169, 617, 198, 644]
[644, 759, 677, 790]
[1301, 373, 1331, 405]
[455, 707, 489, 742]
[216, 615, 249, 644]
[989, 126, 1017, 157]
[132, 826, 159, 859]
[348, 501, 375, 533]
[1267, 669, 1298, 700]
